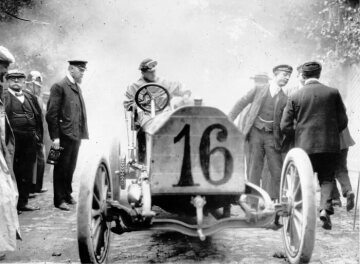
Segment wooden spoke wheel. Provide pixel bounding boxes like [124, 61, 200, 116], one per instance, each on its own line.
[77, 162, 112, 264]
[280, 148, 316, 264]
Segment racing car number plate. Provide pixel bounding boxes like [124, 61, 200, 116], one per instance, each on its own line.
[148, 108, 245, 195]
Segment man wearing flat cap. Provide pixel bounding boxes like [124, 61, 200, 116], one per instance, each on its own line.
[281, 61, 348, 230]
[46, 60, 89, 211]
[124, 58, 191, 126]
[229, 64, 293, 207]
[4, 69, 43, 212]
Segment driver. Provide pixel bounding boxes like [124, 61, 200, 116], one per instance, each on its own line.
[124, 58, 191, 126]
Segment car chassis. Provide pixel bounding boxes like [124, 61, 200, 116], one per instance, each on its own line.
[77, 83, 317, 264]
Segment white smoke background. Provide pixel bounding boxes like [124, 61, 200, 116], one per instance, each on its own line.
[6, 0, 359, 172]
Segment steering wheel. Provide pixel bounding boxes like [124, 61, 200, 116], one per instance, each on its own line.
[134, 83, 170, 113]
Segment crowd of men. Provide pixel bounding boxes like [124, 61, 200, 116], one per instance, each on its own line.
[229, 62, 355, 230]
[0, 46, 88, 259]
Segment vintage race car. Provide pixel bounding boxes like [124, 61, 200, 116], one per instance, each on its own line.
[76, 83, 317, 264]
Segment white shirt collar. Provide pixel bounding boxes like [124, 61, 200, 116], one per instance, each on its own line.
[304, 78, 320, 85]
[66, 73, 76, 84]
[269, 81, 281, 97]
[8, 88, 24, 103]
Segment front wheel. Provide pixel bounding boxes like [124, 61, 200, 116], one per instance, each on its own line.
[280, 148, 316, 264]
[77, 161, 112, 264]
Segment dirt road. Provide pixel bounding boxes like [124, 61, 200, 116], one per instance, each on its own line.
[3, 170, 360, 264]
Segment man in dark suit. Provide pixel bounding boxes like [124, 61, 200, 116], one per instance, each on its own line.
[4, 69, 43, 211]
[46, 60, 89, 211]
[281, 61, 348, 230]
[25, 71, 48, 194]
[229, 65, 292, 202]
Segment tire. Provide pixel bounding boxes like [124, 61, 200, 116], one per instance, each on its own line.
[280, 148, 316, 264]
[77, 160, 112, 264]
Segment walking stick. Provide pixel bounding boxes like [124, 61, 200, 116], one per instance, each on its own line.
[353, 171, 360, 230]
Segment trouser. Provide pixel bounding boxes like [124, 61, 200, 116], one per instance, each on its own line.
[331, 148, 352, 199]
[308, 153, 338, 215]
[13, 131, 37, 208]
[34, 143, 45, 192]
[53, 136, 81, 207]
[248, 127, 283, 200]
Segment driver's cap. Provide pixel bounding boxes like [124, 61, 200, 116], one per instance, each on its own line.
[139, 58, 157, 72]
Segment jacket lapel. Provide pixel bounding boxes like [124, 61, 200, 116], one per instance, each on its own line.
[65, 76, 79, 94]
[254, 85, 269, 116]
[274, 89, 286, 115]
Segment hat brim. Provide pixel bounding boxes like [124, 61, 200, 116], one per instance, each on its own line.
[142, 67, 156, 72]
[74, 65, 87, 70]
[250, 76, 270, 80]
[6, 74, 26, 80]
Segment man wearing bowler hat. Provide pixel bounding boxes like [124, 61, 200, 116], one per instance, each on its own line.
[25, 71, 48, 194]
[281, 61, 348, 230]
[229, 65, 292, 208]
[46, 60, 89, 211]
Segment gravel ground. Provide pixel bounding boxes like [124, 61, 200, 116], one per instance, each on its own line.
[3, 168, 359, 264]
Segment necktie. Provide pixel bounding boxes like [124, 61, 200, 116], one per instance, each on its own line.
[15, 92, 23, 97]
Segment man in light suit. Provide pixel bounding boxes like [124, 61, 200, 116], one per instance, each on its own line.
[281, 61, 348, 230]
[229, 65, 293, 202]
[0, 46, 20, 261]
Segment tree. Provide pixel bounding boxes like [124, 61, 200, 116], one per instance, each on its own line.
[283, 0, 360, 66]
[0, 0, 35, 22]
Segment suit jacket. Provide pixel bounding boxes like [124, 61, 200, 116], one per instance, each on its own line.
[46, 77, 89, 141]
[280, 80, 348, 154]
[228, 84, 288, 151]
[340, 126, 355, 150]
[4, 90, 44, 142]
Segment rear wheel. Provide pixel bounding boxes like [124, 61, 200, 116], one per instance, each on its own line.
[280, 148, 316, 264]
[77, 162, 112, 264]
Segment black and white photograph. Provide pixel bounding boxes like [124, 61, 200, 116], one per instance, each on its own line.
[0, 0, 359, 263]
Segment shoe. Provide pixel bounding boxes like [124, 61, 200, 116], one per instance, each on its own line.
[266, 214, 283, 230]
[0, 252, 6, 261]
[35, 188, 48, 193]
[346, 191, 355, 212]
[332, 198, 342, 207]
[66, 197, 77, 205]
[18, 205, 40, 211]
[319, 210, 332, 230]
[57, 202, 70, 211]
[265, 221, 283, 231]
[28, 193, 37, 199]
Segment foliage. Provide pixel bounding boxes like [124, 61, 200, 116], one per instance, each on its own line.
[283, 0, 360, 66]
[0, 0, 35, 22]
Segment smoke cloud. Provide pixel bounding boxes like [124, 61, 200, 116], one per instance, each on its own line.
[2, 0, 319, 168]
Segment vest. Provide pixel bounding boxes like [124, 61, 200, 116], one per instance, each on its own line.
[254, 88, 276, 132]
[8, 94, 36, 133]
